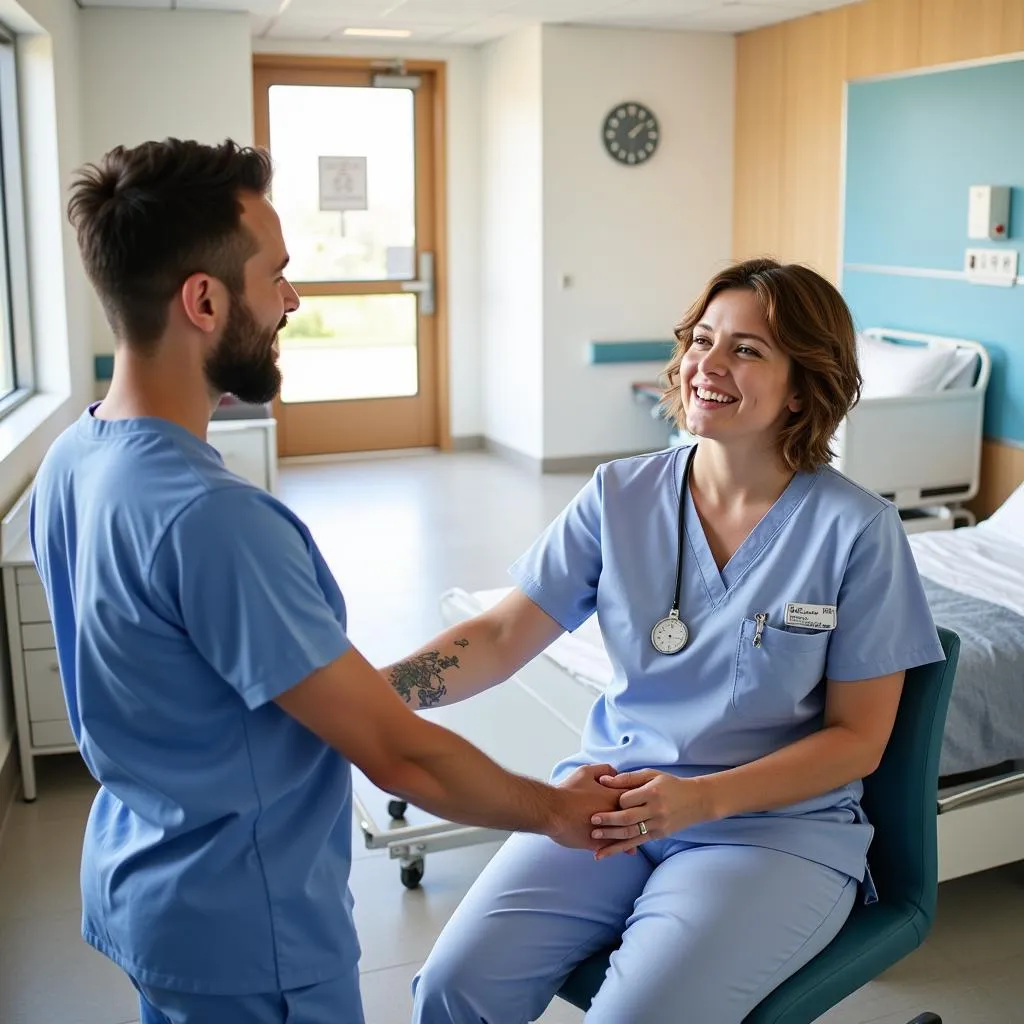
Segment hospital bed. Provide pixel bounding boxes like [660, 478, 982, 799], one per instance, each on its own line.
[834, 329, 990, 513]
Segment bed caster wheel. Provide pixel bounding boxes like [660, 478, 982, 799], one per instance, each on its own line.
[401, 858, 424, 890]
[907, 1014, 942, 1024]
[388, 799, 408, 820]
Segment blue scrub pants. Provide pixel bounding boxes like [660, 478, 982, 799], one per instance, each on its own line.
[132, 965, 363, 1024]
[412, 833, 856, 1024]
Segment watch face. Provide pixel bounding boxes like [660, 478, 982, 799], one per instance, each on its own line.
[603, 103, 659, 165]
[651, 616, 688, 654]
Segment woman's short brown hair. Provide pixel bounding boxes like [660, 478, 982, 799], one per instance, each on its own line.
[662, 258, 862, 473]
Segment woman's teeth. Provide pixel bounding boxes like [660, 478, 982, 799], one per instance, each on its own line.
[694, 386, 737, 404]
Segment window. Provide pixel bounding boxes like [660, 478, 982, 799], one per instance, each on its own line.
[0, 24, 32, 414]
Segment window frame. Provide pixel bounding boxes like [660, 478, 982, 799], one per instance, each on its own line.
[0, 22, 34, 418]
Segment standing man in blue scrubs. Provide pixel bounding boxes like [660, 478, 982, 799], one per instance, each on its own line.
[29, 138, 620, 1024]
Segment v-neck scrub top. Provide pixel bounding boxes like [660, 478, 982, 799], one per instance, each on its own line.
[509, 446, 945, 883]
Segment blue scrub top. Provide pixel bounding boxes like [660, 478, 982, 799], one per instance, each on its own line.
[510, 445, 945, 882]
[30, 406, 357, 995]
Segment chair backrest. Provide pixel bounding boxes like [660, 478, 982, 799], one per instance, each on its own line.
[859, 626, 960, 925]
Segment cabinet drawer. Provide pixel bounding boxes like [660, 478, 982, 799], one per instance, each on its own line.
[15, 565, 41, 586]
[22, 622, 55, 649]
[31, 718, 76, 748]
[17, 583, 51, 623]
[209, 429, 269, 490]
[23, 648, 67, 721]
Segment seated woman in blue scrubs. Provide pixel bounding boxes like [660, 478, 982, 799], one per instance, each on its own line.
[386, 258, 945, 1023]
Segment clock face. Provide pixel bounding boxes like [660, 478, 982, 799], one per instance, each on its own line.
[651, 615, 688, 654]
[603, 102, 660, 166]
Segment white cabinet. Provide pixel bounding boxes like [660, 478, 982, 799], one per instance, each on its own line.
[208, 418, 278, 493]
[1, 487, 76, 801]
[0, 417, 278, 800]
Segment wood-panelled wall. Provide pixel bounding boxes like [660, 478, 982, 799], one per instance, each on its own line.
[733, 0, 1024, 517]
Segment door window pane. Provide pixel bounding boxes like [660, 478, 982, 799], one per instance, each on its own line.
[269, 85, 415, 282]
[278, 294, 418, 404]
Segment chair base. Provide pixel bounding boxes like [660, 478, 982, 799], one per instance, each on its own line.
[907, 1015, 942, 1024]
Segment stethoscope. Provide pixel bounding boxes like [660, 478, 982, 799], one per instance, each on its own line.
[650, 444, 698, 655]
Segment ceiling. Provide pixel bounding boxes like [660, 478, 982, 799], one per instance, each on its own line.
[77, 0, 860, 44]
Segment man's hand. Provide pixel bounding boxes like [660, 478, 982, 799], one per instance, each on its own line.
[589, 770, 713, 859]
[545, 764, 623, 851]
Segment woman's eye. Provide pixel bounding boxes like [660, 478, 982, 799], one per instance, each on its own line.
[737, 345, 761, 357]
[692, 337, 712, 347]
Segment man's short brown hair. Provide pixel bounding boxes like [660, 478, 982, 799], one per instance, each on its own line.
[662, 258, 862, 472]
[67, 138, 273, 350]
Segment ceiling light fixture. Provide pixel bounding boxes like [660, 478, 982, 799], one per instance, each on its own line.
[343, 27, 412, 38]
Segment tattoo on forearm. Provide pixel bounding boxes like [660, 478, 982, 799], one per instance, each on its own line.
[389, 641, 469, 708]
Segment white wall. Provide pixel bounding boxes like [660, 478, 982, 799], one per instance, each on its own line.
[252, 37, 483, 442]
[540, 26, 735, 460]
[480, 26, 545, 459]
[0, 0, 88, 771]
[81, 9, 254, 360]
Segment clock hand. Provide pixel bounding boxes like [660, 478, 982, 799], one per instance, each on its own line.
[629, 122, 645, 139]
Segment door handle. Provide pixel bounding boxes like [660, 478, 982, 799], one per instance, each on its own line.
[400, 251, 435, 315]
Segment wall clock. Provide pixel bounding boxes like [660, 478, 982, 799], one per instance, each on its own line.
[602, 102, 660, 165]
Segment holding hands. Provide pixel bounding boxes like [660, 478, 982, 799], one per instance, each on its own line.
[588, 769, 714, 860]
[548, 764, 626, 851]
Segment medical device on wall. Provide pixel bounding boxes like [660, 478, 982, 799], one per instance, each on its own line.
[967, 185, 1011, 241]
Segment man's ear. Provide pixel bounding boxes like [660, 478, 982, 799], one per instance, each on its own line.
[180, 273, 228, 335]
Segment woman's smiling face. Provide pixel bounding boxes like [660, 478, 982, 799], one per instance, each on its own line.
[678, 288, 802, 446]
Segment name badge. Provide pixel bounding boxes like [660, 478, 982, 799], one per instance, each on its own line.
[785, 603, 837, 630]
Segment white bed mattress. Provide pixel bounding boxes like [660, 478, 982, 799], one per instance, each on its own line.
[470, 517, 1024, 695]
[909, 521, 1024, 620]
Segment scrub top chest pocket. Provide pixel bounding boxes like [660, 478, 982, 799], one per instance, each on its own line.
[732, 618, 830, 724]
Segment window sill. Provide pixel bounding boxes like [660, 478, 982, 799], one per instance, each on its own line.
[0, 389, 69, 466]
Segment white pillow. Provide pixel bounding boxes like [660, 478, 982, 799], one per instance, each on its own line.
[856, 334, 964, 399]
[941, 347, 980, 390]
[984, 482, 1024, 544]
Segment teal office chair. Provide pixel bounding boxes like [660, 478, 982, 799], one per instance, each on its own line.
[557, 627, 960, 1024]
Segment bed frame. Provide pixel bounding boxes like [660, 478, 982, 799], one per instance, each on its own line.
[835, 329, 991, 512]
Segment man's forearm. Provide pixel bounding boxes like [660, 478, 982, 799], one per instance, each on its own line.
[381, 619, 510, 710]
[380, 718, 560, 835]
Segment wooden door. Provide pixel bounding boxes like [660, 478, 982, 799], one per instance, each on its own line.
[254, 57, 448, 456]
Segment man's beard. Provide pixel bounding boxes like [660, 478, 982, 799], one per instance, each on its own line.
[204, 293, 287, 405]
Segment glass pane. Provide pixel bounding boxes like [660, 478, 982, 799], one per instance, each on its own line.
[269, 85, 416, 282]
[0, 222, 11, 398]
[278, 294, 418, 404]
[0, 320, 11, 398]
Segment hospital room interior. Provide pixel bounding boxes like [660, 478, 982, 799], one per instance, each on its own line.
[1, 0, 1024, 1020]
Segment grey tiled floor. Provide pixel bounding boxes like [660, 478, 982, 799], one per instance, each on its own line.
[1, 452, 1022, 1023]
